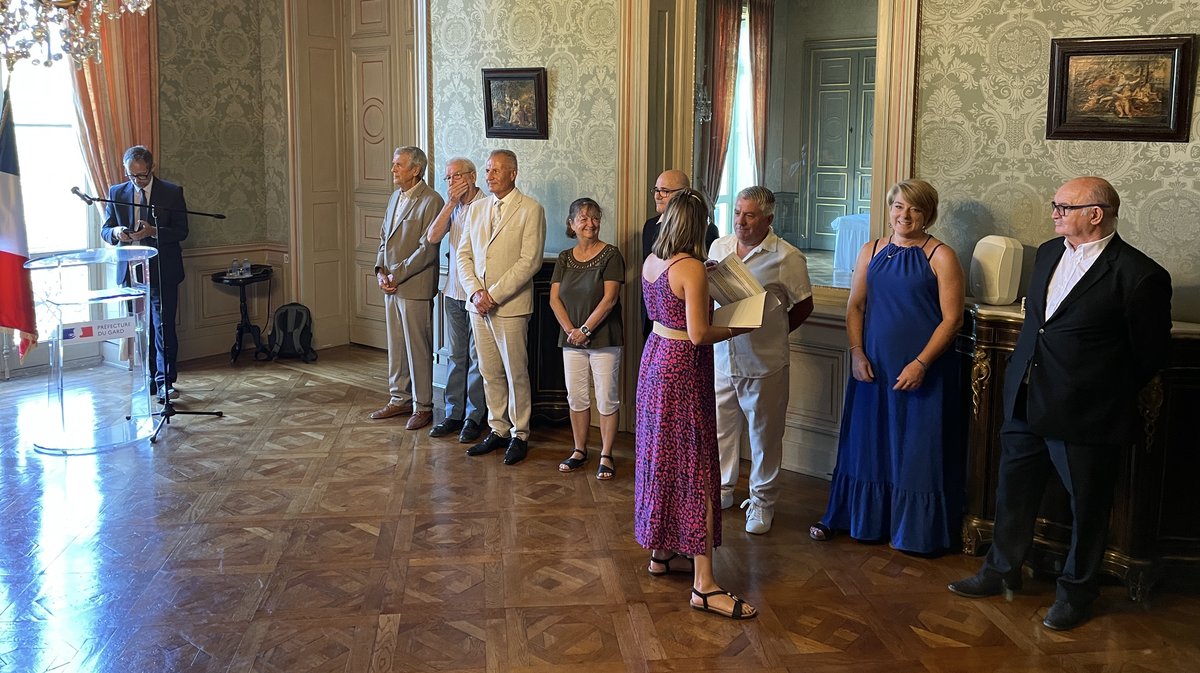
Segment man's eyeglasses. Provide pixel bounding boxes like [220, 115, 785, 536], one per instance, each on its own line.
[1051, 202, 1110, 216]
[651, 187, 682, 197]
[443, 171, 473, 182]
[126, 172, 151, 181]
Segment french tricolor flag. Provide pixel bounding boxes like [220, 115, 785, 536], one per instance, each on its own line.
[0, 83, 37, 359]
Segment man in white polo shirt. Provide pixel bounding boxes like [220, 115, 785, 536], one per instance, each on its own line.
[710, 186, 814, 534]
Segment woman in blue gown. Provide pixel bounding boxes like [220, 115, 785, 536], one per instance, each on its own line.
[811, 179, 966, 554]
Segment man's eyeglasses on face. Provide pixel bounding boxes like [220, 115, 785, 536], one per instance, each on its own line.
[444, 171, 473, 182]
[651, 187, 682, 197]
[127, 172, 151, 181]
[1051, 202, 1110, 216]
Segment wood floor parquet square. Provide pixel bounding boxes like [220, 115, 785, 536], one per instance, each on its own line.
[281, 519, 395, 565]
[97, 622, 247, 673]
[383, 556, 500, 608]
[166, 522, 293, 570]
[396, 511, 503, 555]
[202, 485, 314, 521]
[258, 565, 387, 618]
[501, 552, 621, 608]
[506, 606, 628, 667]
[128, 568, 271, 624]
[2, 345, 1195, 673]
[370, 609, 498, 673]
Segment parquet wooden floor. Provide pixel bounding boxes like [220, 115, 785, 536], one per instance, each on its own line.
[1, 345, 1196, 672]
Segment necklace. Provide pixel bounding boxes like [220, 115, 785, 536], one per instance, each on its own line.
[886, 234, 930, 258]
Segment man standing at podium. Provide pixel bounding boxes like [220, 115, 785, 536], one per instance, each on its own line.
[101, 145, 189, 403]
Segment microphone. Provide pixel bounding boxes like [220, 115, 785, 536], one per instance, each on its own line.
[71, 186, 94, 205]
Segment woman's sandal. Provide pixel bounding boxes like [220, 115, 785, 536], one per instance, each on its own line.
[809, 522, 833, 541]
[596, 454, 615, 480]
[691, 588, 757, 620]
[559, 448, 588, 473]
[647, 552, 694, 576]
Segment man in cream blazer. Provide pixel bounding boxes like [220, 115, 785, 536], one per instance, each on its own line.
[456, 149, 546, 465]
[370, 146, 445, 430]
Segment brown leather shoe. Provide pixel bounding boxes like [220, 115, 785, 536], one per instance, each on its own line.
[368, 402, 412, 420]
[406, 410, 433, 430]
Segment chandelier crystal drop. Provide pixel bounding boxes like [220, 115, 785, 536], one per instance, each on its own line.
[0, 0, 153, 70]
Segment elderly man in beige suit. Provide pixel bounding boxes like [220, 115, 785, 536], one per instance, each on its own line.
[369, 146, 445, 430]
[456, 149, 546, 465]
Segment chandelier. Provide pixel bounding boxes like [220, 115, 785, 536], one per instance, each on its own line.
[0, 0, 152, 70]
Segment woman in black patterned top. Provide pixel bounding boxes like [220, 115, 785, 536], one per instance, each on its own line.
[548, 198, 625, 480]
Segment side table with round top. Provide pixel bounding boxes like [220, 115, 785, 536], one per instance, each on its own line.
[211, 264, 273, 362]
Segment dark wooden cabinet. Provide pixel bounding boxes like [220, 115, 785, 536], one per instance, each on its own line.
[961, 304, 1200, 600]
[528, 259, 569, 423]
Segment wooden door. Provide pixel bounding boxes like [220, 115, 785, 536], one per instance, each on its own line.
[803, 40, 875, 251]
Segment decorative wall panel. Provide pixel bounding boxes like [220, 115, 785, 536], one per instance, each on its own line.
[430, 0, 620, 255]
[915, 0, 1200, 320]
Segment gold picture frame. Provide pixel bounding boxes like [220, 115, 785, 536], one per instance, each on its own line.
[1046, 34, 1195, 142]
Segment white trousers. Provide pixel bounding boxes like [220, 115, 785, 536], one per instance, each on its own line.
[716, 366, 790, 508]
[470, 312, 531, 441]
[562, 346, 621, 415]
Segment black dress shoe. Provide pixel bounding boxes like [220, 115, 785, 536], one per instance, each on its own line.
[503, 437, 529, 465]
[466, 431, 506, 456]
[1043, 600, 1089, 631]
[948, 573, 1021, 598]
[429, 418, 464, 438]
[458, 419, 483, 443]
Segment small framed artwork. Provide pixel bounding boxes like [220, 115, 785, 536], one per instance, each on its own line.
[1046, 34, 1195, 142]
[481, 67, 549, 140]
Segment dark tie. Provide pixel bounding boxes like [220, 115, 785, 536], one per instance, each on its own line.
[138, 188, 149, 230]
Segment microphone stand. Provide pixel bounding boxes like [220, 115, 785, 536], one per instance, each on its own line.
[77, 187, 226, 443]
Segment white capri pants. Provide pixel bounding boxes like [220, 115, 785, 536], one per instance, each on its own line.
[562, 346, 621, 416]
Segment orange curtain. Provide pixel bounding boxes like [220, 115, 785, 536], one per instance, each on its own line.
[699, 0, 741, 199]
[72, 6, 158, 201]
[748, 0, 773, 183]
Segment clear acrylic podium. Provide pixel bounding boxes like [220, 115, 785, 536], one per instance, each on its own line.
[23, 246, 158, 454]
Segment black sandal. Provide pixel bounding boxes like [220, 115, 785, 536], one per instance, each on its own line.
[558, 448, 587, 472]
[596, 454, 615, 480]
[648, 552, 693, 576]
[809, 522, 833, 541]
[691, 588, 757, 620]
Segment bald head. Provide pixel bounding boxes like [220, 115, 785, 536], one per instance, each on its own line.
[653, 169, 691, 214]
[1053, 176, 1120, 245]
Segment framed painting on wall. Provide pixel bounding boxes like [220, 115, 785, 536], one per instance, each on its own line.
[1046, 34, 1195, 142]
[482, 68, 549, 140]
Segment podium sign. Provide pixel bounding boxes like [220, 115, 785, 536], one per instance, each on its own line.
[24, 246, 158, 453]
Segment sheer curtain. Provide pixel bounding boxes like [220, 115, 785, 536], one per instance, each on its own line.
[72, 5, 159, 199]
[699, 0, 742, 199]
[748, 0, 774, 182]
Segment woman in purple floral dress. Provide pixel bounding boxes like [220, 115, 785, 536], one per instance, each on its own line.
[635, 189, 758, 620]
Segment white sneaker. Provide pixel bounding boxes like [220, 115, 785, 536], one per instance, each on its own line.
[720, 489, 734, 510]
[741, 499, 773, 534]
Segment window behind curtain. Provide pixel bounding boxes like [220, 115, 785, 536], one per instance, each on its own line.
[714, 10, 754, 238]
[1, 58, 99, 359]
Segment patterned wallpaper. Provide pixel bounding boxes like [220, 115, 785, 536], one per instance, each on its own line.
[157, 0, 289, 248]
[429, 0, 620, 255]
[915, 0, 1200, 320]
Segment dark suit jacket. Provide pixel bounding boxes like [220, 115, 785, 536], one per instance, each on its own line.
[640, 215, 720, 336]
[101, 178, 189, 287]
[1002, 233, 1172, 444]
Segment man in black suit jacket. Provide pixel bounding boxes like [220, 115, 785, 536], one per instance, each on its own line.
[949, 177, 1172, 631]
[101, 145, 190, 401]
[640, 169, 719, 336]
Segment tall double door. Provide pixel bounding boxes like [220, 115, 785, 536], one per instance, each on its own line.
[803, 40, 875, 251]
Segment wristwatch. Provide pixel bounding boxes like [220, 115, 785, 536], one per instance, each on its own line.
[579, 325, 592, 338]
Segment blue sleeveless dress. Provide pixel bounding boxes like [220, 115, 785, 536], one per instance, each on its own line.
[819, 239, 964, 553]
